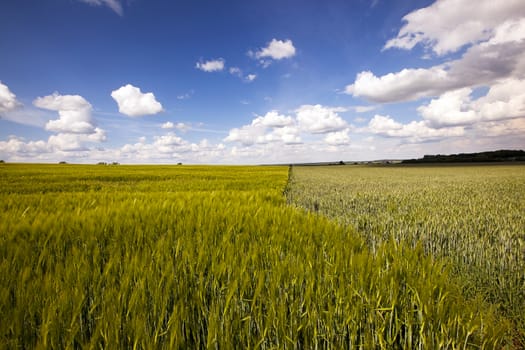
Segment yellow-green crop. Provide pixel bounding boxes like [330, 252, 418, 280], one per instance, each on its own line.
[0, 163, 512, 348]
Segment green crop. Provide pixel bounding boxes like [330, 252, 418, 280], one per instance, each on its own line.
[0, 163, 513, 348]
[287, 164, 525, 347]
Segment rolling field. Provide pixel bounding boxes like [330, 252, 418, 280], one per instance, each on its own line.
[0, 163, 519, 348]
[287, 164, 525, 347]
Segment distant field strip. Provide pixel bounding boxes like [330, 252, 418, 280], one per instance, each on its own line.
[287, 164, 525, 346]
[0, 164, 514, 348]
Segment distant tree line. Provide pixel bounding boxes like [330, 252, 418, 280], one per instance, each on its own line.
[402, 150, 525, 164]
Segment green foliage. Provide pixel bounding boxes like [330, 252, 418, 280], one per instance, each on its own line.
[0, 164, 512, 348]
[287, 164, 525, 347]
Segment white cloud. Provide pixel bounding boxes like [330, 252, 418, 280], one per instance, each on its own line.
[347, 36, 525, 103]
[161, 121, 175, 129]
[473, 79, 525, 121]
[254, 39, 296, 60]
[229, 67, 257, 82]
[325, 129, 351, 145]
[354, 105, 376, 113]
[346, 68, 449, 103]
[224, 122, 268, 146]
[296, 104, 348, 134]
[254, 110, 294, 128]
[245, 74, 257, 82]
[348, 2, 525, 104]
[111, 84, 163, 117]
[154, 132, 186, 149]
[34, 93, 96, 134]
[78, 0, 123, 16]
[0, 82, 22, 113]
[367, 114, 464, 142]
[30, 92, 107, 153]
[196, 58, 225, 72]
[48, 128, 106, 152]
[229, 67, 242, 77]
[161, 121, 190, 132]
[418, 79, 525, 127]
[225, 106, 352, 147]
[270, 126, 302, 144]
[383, 0, 525, 55]
[474, 118, 525, 137]
[417, 88, 477, 127]
[224, 111, 299, 146]
[0, 136, 49, 157]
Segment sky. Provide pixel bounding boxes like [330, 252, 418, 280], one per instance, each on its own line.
[0, 0, 524, 164]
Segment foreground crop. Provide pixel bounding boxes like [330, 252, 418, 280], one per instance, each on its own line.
[0, 164, 512, 348]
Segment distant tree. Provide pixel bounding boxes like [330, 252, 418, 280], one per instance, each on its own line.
[97, 162, 107, 165]
[177, 162, 182, 165]
[111, 162, 119, 165]
[338, 160, 345, 165]
[59, 161, 67, 164]
[0, 160, 4, 163]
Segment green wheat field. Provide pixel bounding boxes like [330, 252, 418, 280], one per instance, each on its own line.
[1, 163, 523, 348]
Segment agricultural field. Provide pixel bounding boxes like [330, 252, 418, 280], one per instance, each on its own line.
[287, 164, 525, 347]
[0, 163, 518, 348]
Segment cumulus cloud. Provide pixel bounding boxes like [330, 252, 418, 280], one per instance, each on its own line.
[48, 128, 106, 152]
[417, 88, 478, 127]
[161, 121, 190, 131]
[474, 118, 525, 137]
[78, 0, 123, 16]
[34, 93, 95, 134]
[324, 129, 351, 145]
[225, 106, 351, 147]
[250, 39, 296, 66]
[111, 84, 163, 117]
[0, 136, 49, 157]
[0, 82, 22, 113]
[255, 39, 296, 60]
[30, 92, 107, 152]
[245, 74, 257, 82]
[0, 126, 106, 158]
[347, 37, 525, 103]
[346, 68, 450, 103]
[347, 1, 525, 103]
[418, 79, 525, 127]
[254, 110, 294, 128]
[367, 114, 464, 143]
[296, 105, 348, 134]
[115, 133, 230, 164]
[224, 111, 299, 146]
[196, 58, 225, 72]
[383, 0, 525, 55]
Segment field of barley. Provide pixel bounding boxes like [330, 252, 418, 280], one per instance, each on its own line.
[0, 163, 522, 348]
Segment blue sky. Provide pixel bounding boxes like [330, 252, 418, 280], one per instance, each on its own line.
[1, 0, 524, 164]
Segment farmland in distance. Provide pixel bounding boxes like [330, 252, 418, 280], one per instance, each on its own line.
[0, 163, 518, 348]
[286, 164, 525, 347]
